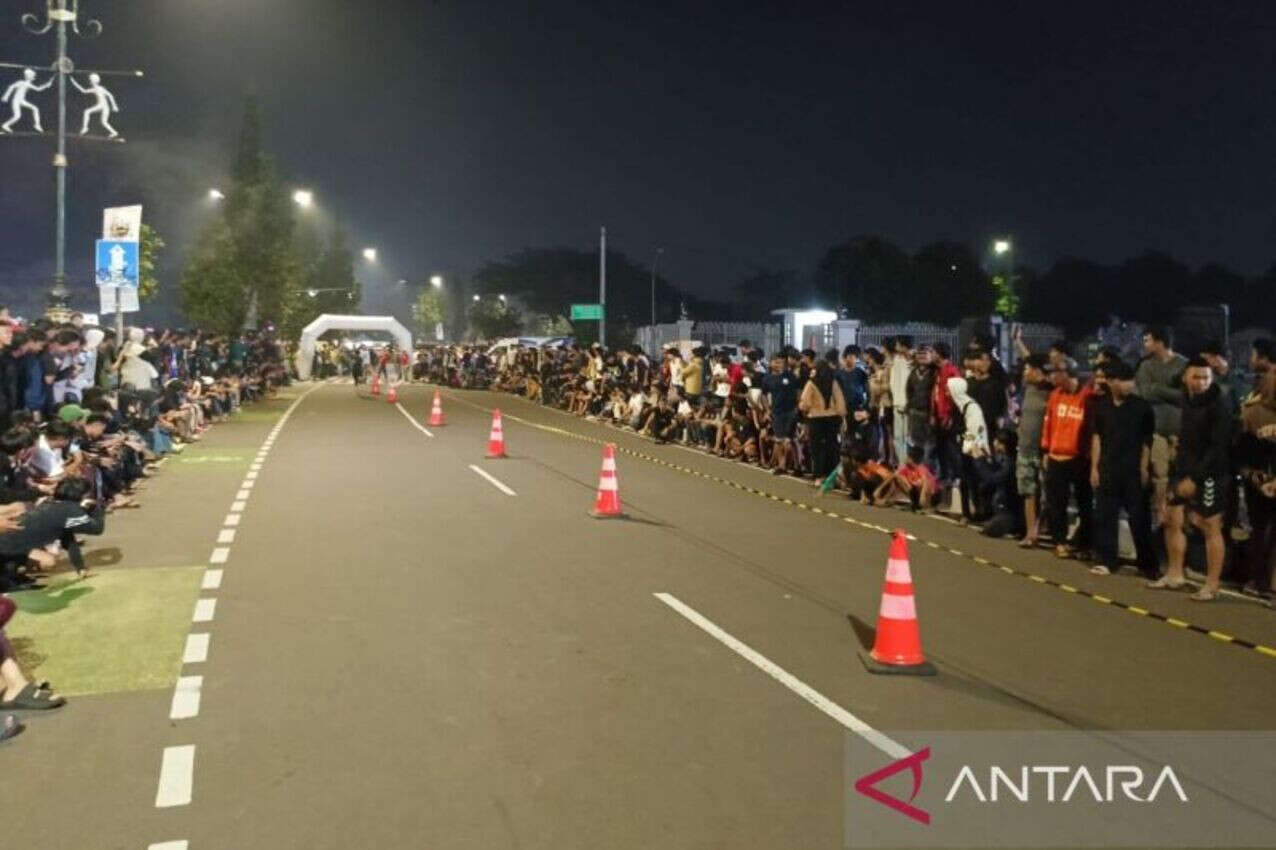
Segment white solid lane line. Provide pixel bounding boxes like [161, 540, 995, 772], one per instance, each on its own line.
[468, 464, 517, 496]
[394, 402, 434, 437]
[201, 569, 223, 590]
[148, 841, 188, 850]
[155, 745, 195, 808]
[652, 592, 910, 760]
[170, 676, 203, 720]
[183, 633, 210, 664]
[192, 599, 217, 623]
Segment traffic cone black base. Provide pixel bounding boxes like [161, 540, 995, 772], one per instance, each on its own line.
[858, 651, 937, 677]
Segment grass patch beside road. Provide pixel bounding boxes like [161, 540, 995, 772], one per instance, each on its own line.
[8, 566, 205, 696]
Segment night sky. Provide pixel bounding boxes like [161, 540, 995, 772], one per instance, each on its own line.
[1, 0, 1274, 320]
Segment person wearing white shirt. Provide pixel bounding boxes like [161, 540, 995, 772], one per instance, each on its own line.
[889, 337, 914, 462]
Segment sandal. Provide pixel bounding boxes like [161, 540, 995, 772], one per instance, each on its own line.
[0, 714, 24, 743]
[1017, 537, 1036, 548]
[0, 682, 66, 711]
[1188, 587, 1218, 602]
[1089, 565, 1111, 576]
[1146, 576, 1188, 591]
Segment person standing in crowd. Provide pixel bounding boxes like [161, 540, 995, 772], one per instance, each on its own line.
[1135, 326, 1187, 524]
[905, 344, 936, 460]
[835, 345, 869, 450]
[1041, 363, 1094, 559]
[947, 375, 988, 523]
[1199, 340, 1244, 416]
[1150, 357, 1234, 600]
[890, 336, 913, 463]
[798, 360, 846, 481]
[681, 347, 704, 401]
[763, 353, 799, 476]
[930, 342, 962, 495]
[964, 344, 1008, 430]
[1016, 354, 1052, 548]
[866, 347, 893, 463]
[1237, 368, 1276, 601]
[1088, 359, 1158, 578]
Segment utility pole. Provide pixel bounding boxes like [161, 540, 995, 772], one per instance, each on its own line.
[2, 1, 142, 317]
[599, 226, 607, 347]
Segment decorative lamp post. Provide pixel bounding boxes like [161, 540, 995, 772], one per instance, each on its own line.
[1, 0, 142, 317]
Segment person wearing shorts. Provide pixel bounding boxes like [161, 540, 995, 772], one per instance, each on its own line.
[763, 354, 799, 475]
[1150, 357, 1234, 601]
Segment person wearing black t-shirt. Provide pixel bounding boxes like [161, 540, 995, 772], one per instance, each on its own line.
[1088, 360, 1157, 578]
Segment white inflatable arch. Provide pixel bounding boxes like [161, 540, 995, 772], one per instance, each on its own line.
[295, 314, 413, 380]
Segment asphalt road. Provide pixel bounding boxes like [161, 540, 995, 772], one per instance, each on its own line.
[7, 380, 1276, 850]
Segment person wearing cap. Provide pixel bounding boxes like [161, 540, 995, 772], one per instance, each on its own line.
[1041, 361, 1095, 558]
[1088, 359, 1158, 578]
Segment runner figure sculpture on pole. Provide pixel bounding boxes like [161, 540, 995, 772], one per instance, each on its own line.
[72, 72, 119, 138]
[1, 67, 51, 133]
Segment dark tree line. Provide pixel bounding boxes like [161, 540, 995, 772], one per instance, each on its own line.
[467, 236, 1276, 339]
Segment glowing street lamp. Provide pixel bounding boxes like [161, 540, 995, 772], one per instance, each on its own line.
[472, 294, 480, 302]
[292, 189, 313, 208]
[498, 293, 507, 303]
[208, 188, 225, 201]
[430, 275, 443, 288]
[993, 239, 1011, 255]
[362, 247, 377, 263]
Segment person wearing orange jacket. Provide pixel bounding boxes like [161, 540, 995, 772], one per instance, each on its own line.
[1041, 363, 1096, 558]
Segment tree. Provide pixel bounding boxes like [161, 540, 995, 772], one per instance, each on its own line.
[179, 218, 248, 335]
[911, 241, 992, 322]
[814, 235, 911, 322]
[182, 96, 301, 333]
[282, 223, 360, 340]
[468, 298, 521, 339]
[138, 224, 165, 303]
[731, 267, 804, 320]
[1021, 258, 1113, 335]
[412, 288, 445, 337]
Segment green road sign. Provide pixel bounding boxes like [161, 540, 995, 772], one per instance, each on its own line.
[570, 303, 604, 321]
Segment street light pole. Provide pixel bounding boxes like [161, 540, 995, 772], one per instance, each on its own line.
[5, 1, 142, 317]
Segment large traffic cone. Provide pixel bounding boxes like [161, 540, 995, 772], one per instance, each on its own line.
[386, 383, 398, 403]
[370, 375, 381, 396]
[428, 390, 446, 426]
[486, 409, 507, 458]
[590, 443, 624, 519]
[860, 530, 936, 676]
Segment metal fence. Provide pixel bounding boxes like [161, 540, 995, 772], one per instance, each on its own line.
[856, 322, 960, 354]
[634, 321, 782, 357]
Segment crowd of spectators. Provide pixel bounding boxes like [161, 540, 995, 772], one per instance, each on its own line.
[0, 308, 286, 741]
[420, 327, 1276, 607]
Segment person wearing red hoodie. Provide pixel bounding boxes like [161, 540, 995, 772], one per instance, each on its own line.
[1041, 363, 1096, 558]
[930, 342, 962, 493]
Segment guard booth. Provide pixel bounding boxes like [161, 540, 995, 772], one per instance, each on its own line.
[295, 314, 413, 380]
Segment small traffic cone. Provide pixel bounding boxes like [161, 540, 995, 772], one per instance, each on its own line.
[590, 443, 624, 519]
[860, 530, 936, 676]
[371, 376, 381, 396]
[486, 409, 507, 458]
[428, 390, 446, 426]
[386, 384, 398, 403]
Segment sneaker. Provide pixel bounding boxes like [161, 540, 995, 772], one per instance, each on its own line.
[1089, 565, 1111, 576]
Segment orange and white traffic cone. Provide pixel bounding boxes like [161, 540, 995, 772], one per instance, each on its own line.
[428, 390, 446, 426]
[861, 530, 936, 676]
[386, 383, 398, 403]
[486, 409, 507, 458]
[370, 375, 381, 396]
[590, 443, 624, 519]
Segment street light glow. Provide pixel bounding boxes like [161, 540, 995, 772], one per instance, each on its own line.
[498, 293, 507, 303]
[994, 239, 1011, 255]
[472, 294, 481, 302]
[362, 247, 377, 262]
[306, 289, 318, 298]
[430, 275, 443, 288]
[208, 188, 224, 201]
[292, 189, 313, 208]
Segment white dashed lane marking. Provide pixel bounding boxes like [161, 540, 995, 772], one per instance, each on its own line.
[192, 598, 216, 623]
[169, 676, 203, 720]
[155, 746, 195, 808]
[201, 569, 223, 590]
[182, 633, 210, 664]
